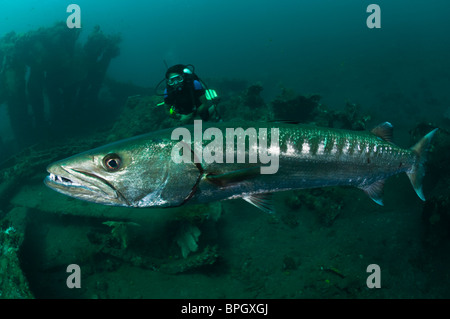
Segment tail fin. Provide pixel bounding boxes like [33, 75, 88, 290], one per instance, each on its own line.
[407, 128, 438, 201]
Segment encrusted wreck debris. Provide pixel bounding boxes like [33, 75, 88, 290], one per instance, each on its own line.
[0, 22, 121, 150]
[0, 207, 33, 298]
[0, 55, 447, 298]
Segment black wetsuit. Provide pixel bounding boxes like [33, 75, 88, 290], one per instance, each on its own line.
[164, 79, 205, 115]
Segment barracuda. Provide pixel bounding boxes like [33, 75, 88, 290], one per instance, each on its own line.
[44, 122, 437, 213]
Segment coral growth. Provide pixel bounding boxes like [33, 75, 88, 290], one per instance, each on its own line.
[103, 221, 140, 249]
[0, 22, 121, 148]
[0, 207, 33, 298]
[176, 223, 202, 259]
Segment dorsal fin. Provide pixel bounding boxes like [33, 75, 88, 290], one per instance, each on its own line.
[371, 122, 393, 142]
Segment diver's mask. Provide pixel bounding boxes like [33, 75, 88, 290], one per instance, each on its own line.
[167, 74, 184, 88]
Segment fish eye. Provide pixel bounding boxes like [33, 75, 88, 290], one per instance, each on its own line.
[103, 153, 122, 171]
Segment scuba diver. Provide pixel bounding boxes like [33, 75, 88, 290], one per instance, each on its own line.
[159, 64, 221, 124]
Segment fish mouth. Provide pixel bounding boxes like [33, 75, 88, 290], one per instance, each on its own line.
[44, 165, 125, 205]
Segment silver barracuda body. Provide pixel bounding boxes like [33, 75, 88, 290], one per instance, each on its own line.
[44, 122, 437, 213]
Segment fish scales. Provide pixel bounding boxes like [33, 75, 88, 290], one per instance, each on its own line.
[44, 122, 437, 210]
[193, 124, 416, 204]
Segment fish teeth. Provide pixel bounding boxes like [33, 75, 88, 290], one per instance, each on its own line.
[49, 173, 73, 185]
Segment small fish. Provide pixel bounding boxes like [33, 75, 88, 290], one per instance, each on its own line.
[44, 122, 437, 213]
